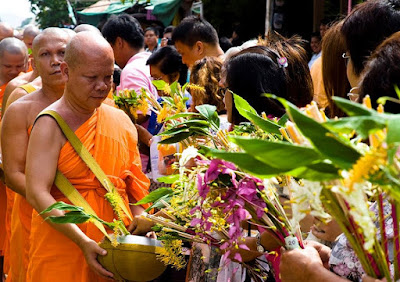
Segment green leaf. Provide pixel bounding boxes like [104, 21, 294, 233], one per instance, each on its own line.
[170, 81, 179, 94]
[387, 116, 400, 144]
[196, 104, 217, 120]
[164, 112, 201, 122]
[289, 162, 340, 181]
[230, 137, 322, 170]
[158, 132, 192, 144]
[246, 111, 281, 135]
[46, 211, 91, 224]
[324, 116, 387, 139]
[395, 84, 400, 99]
[40, 201, 83, 215]
[157, 174, 180, 184]
[233, 93, 257, 115]
[159, 126, 190, 136]
[278, 114, 289, 126]
[333, 97, 376, 116]
[135, 187, 174, 205]
[152, 80, 167, 90]
[203, 148, 287, 177]
[145, 194, 172, 212]
[268, 95, 361, 169]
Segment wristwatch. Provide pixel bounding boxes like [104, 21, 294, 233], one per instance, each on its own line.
[256, 232, 265, 253]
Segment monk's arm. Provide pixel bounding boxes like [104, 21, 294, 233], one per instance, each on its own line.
[1, 80, 19, 118]
[1, 104, 29, 196]
[3, 87, 29, 115]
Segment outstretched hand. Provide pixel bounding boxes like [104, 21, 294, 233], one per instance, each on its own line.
[128, 214, 155, 235]
[81, 239, 114, 280]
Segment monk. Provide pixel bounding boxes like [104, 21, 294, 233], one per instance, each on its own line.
[0, 23, 13, 42]
[1, 28, 72, 281]
[0, 27, 41, 115]
[25, 32, 149, 281]
[0, 37, 28, 271]
[0, 38, 28, 113]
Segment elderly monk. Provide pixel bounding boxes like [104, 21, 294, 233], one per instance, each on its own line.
[0, 23, 14, 41]
[25, 31, 149, 281]
[1, 27, 72, 281]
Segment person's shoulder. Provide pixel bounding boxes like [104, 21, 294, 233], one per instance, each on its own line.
[100, 103, 131, 122]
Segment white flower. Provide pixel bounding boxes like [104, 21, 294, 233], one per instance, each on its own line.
[332, 181, 376, 252]
[288, 179, 330, 228]
[178, 146, 198, 176]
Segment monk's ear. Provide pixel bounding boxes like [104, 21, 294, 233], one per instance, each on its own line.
[194, 41, 204, 56]
[31, 58, 36, 71]
[60, 62, 69, 79]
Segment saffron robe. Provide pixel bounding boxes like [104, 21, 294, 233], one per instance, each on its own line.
[27, 104, 150, 282]
[6, 84, 37, 281]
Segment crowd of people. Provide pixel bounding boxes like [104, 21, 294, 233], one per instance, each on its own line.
[0, 0, 399, 281]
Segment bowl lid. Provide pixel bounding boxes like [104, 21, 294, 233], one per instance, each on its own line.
[117, 235, 163, 247]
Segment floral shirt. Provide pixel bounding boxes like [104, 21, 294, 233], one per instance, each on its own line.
[329, 200, 394, 281]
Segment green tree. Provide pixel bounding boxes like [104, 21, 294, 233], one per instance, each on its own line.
[29, 0, 95, 29]
[30, 0, 70, 28]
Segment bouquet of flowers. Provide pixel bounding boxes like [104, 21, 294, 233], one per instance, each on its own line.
[206, 93, 400, 281]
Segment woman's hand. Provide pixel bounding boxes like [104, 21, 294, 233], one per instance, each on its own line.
[280, 246, 323, 282]
[128, 214, 155, 235]
[304, 240, 332, 269]
[80, 239, 114, 280]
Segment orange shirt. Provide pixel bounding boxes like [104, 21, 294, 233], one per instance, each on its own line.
[27, 104, 149, 282]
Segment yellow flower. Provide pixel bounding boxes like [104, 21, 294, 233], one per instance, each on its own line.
[137, 97, 149, 114]
[344, 146, 386, 191]
[157, 104, 172, 123]
[156, 239, 186, 269]
[163, 84, 171, 96]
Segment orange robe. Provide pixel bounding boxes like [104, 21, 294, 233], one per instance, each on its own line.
[6, 85, 37, 281]
[27, 104, 150, 282]
[0, 83, 8, 259]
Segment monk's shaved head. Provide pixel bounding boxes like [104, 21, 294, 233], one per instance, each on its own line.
[0, 37, 27, 59]
[74, 24, 101, 35]
[23, 25, 40, 38]
[64, 31, 113, 70]
[32, 28, 72, 59]
[0, 22, 14, 41]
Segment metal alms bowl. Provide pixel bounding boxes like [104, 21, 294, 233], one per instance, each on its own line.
[98, 235, 166, 282]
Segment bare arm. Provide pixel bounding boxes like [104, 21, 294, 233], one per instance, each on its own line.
[26, 116, 113, 279]
[4, 87, 29, 115]
[1, 103, 30, 196]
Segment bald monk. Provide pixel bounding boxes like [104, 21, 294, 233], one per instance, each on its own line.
[0, 23, 13, 42]
[22, 25, 40, 51]
[1, 27, 72, 281]
[25, 32, 149, 281]
[0, 38, 28, 112]
[74, 24, 101, 34]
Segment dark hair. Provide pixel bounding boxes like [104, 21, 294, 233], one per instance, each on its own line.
[320, 18, 331, 26]
[144, 26, 159, 37]
[226, 46, 287, 125]
[261, 31, 314, 107]
[190, 57, 225, 113]
[146, 45, 187, 84]
[219, 37, 233, 52]
[311, 32, 321, 41]
[101, 14, 144, 49]
[359, 31, 400, 114]
[171, 15, 219, 47]
[341, 0, 400, 76]
[163, 25, 175, 35]
[322, 21, 350, 118]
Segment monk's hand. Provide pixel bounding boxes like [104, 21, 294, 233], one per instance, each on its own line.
[81, 239, 114, 280]
[280, 246, 323, 282]
[128, 214, 154, 235]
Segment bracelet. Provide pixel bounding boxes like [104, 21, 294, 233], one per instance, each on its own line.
[256, 232, 265, 253]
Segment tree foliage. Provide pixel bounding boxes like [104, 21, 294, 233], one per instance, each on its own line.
[29, 0, 95, 29]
